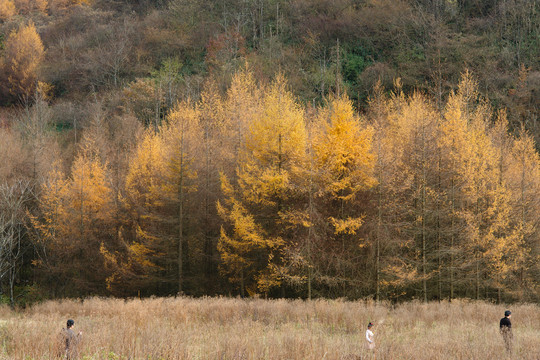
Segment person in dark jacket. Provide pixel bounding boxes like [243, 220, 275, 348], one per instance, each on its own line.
[499, 310, 512, 353]
[62, 319, 82, 359]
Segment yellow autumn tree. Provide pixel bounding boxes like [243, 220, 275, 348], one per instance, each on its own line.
[242, 74, 306, 208]
[441, 71, 525, 300]
[0, 0, 16, 20]
[31, 136, 116, 296]
[118, 100, 201, 296]
[304, 94, 376, 296]
[3, 22, 44, 101]
[430, 70, 533, 302]
[161, 99, 201, 293]
[29, 162, 68, 256]
[216, 66, 263, 296]
[367, 81, 438, 302]
[447, 74, 496, 300]
[314, 95, 376, 223]
[506, 127, 540, 300]
[484, 111, 526, 301]
[382, 89, 440, 302]
[218, 74, 306, 296]
[465, 113, 527, 300]
[68, 143, 113, 233]
[196, 80, 227, 285]
[223, 64, 262, 161]
[368, 81, 394, 301]
[217, 174, 274, 296]
[368, 81, 420, 300]
[107, 130, 168, 296]
[28, 161, 68, 297]
[125, 131, 168, 213]
[437, 79, 476, 299]
[61, 140, 115, 295]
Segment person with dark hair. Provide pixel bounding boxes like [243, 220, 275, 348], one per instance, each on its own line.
[365, 322, 375, 350]
[62, 319, 82, 359]
[500, 310, 512, 353]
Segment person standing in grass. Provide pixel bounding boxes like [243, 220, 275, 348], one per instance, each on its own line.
[366, 322, 375, 351]
[62, 319, 82, 359]
[500, 310, 512, 353]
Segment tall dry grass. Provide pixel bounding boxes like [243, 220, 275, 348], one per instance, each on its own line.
[0, 297, 538, 359]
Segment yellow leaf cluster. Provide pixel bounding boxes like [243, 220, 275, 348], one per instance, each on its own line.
[161, 99, 201, 195]
[245, 74, 306, 170]
[125, 130, 167, 208]
[68, 153, 113, 223]
[314, 95, 377, 201]
[236, 75, 306, 207]
[329, 216, 364, 235]
[0, 0, 16, 20]
[223, 65, 262, 161]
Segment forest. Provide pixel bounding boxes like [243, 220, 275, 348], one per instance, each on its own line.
[0, 0, 538, 305]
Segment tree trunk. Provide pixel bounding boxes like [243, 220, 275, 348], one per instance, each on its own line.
[376, 136, 382, 303]
[437, 153, 442, 301]
[204, 125, 212, 280]
[308, 143, 314, 300]
[421, 117, 427, 303]
[178, 126, 185, 294]
[450, 173, 455, 300]
[475, 254, 480, 300]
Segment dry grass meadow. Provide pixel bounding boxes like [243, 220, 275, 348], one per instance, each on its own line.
[0, 297, 538, 359]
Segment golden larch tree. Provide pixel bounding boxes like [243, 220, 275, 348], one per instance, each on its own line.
[308, 94, 376, 296]
[3, 22, 44, 101]
[370, 84, 440, 302]
[106, 130, 168, 296]
[506, 127, 540, 300]
[218, 74, 306, 297]
[438, 83, 473, 299]
[31, 136, 116, 296]
[161, 99, 201, 293]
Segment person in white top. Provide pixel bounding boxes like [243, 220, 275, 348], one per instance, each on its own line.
[366, 322, 375, 350]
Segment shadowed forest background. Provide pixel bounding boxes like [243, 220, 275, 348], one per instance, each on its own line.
[0, 0, 538, 306]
